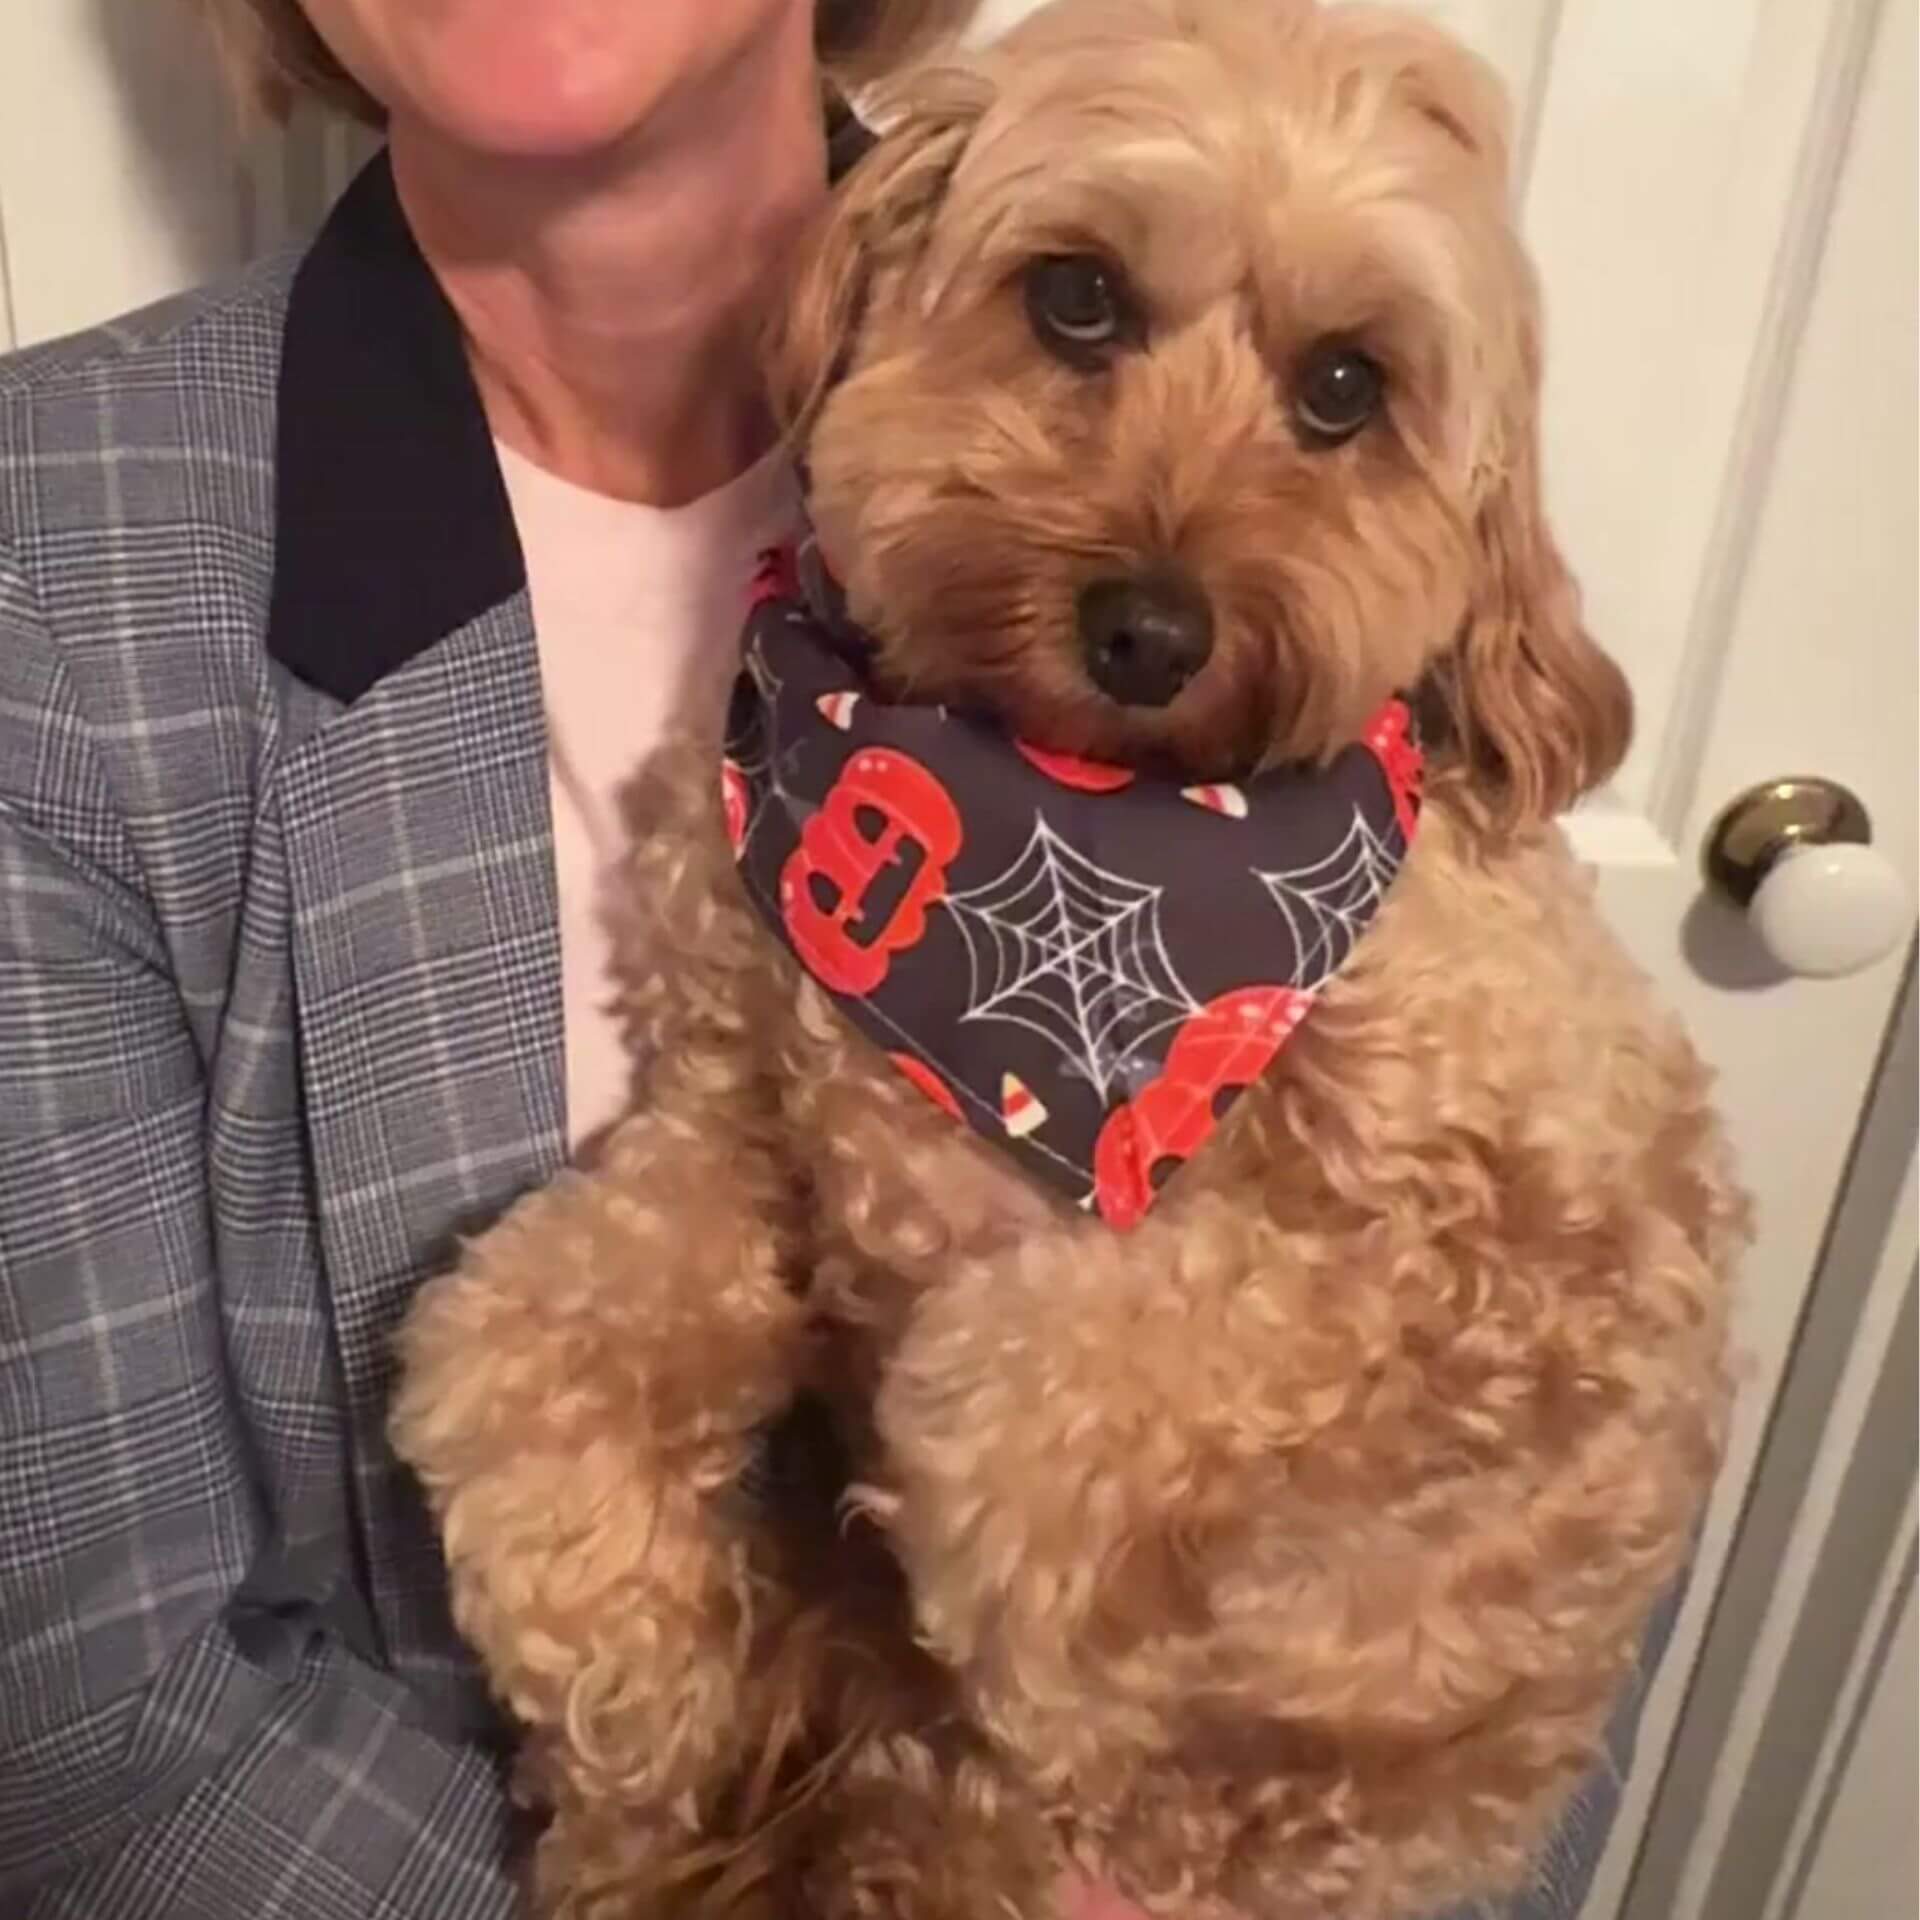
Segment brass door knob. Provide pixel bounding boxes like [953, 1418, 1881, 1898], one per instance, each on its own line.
[1702, 778, 1910, 979]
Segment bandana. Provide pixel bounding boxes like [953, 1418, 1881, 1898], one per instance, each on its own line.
[723, 542, 1423, 1229]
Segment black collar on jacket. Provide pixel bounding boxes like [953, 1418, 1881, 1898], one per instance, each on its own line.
[267, 102, 879, 705]
[266, 153, 520, 703]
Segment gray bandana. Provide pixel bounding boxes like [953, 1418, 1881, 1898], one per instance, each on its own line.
[724, 543, 1424, 1227]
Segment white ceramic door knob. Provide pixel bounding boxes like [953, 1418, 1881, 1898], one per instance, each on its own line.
[1748, 841, 1910, 978]
[1704, 778, 1912, 980]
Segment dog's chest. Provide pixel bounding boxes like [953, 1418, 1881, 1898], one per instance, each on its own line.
[784, 976, 1070, 1246]
[771, 966, 1296, 1277]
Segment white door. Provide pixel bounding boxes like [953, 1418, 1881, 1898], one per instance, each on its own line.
[3, 2, 1914, 1913]
[1519, 0, 1919, 1909]
[1789, 1575, 1918, 1920]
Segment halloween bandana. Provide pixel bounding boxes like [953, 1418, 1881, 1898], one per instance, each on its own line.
[723, 543, 1424, 1229]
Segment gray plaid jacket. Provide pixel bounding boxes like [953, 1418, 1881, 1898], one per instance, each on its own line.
[0, 154, 1670, 1918]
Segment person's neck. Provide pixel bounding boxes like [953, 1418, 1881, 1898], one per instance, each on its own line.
[391, 12, 825, 506]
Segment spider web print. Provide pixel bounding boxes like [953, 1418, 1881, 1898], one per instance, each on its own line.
[1256, 805, 1403, 990]
[727, 635, 786, 785]
[725, 629, 809, 864]
[945, 818, 1199, 1100]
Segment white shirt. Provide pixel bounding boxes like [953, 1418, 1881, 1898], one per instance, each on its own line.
[496, 439, 797, 1153]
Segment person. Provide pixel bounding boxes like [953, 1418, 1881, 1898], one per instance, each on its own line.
[0, 3, 976, 1914]
[0, 3, 1669, 1915]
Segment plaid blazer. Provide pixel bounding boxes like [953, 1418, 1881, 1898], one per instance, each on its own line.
[0, 153, 1672, 1919]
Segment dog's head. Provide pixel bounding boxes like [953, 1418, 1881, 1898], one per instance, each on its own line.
[769, 0, 1629, 833]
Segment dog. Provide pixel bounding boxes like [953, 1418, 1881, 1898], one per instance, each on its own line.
[391, 3, 1744, 1915]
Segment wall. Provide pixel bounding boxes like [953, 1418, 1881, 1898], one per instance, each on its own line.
[0, 0, 364, 349]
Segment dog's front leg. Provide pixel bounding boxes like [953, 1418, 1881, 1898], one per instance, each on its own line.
[392, 1080, 808, 1918]
[873, 1203, 1715, 1920]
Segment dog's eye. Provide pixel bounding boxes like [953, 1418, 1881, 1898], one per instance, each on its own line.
[1293, 343, 1386, 447]
[1024, 254, 1140, 362]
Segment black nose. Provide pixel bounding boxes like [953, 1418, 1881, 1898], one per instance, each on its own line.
[1077, 574, 1215, 708]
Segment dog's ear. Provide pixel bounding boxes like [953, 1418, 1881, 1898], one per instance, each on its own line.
[1375, 15, 1515, 178]
[1431, 315, 1633, 835]
[765, 73, 990, 440]
[1372, 22, 1627, 833]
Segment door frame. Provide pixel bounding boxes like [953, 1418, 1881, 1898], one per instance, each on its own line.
[1616, 951, 1918, 1919]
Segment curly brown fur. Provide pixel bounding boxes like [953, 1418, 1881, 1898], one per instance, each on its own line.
[391, 3, 1742, 1916]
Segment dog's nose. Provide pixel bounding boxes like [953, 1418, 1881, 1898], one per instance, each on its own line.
[1077, 574, 1215, 708]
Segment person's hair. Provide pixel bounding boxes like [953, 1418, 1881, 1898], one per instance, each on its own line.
[191, 0, 980, 123]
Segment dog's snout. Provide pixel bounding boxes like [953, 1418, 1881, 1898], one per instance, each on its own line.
[1077, 575, 1215, 708]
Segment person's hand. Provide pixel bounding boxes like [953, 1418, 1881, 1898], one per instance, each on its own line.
[1063, 1880, 1149, 1920]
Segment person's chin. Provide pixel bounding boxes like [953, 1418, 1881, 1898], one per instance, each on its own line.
[393, 5, 776, 166]
[412, 73, 668, 164]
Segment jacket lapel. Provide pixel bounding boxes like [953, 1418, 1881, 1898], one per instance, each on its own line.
[265, 154, 564, 1705]
[274, 600, 563, 1705]
[264, 110, 858, 1701]
[269, 154, 523, 704]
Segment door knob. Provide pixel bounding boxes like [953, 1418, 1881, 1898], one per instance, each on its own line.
[1703, 777, 1911, 979]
